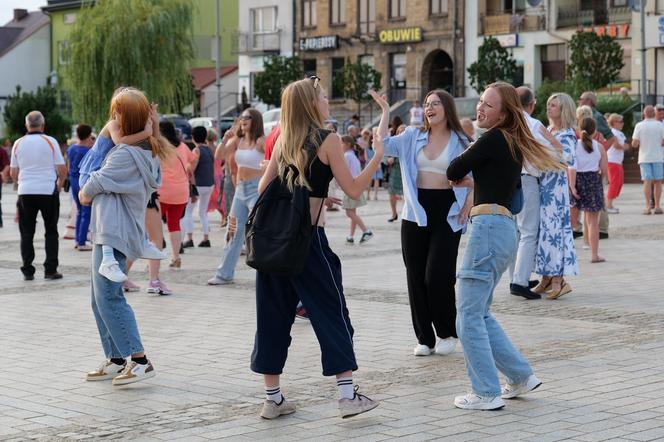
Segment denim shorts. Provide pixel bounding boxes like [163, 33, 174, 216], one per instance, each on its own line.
[639, 162, 664, 181]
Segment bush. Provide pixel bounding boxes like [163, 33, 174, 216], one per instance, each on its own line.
[2, 85, 71, 143]
[532, 80, 582, 125]
[596, 95, 635, 138]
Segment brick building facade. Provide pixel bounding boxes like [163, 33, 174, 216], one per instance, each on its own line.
[294, 0, 464, 120]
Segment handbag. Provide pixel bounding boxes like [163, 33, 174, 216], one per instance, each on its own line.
[175, 154, 198, 199]
[63, 177, 70, 193]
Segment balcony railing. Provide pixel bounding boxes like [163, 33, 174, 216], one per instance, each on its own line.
[232, 30, 281, 54]
[558, 5, 633, 28]
[480, 13, 546, 35]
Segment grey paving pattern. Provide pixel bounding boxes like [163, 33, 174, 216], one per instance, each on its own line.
[0, 183, 663, 441]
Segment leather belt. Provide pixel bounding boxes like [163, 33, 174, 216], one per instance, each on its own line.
[469, 203, 513, 219]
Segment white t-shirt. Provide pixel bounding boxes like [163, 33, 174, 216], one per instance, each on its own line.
[409, 106, 424, 125]
[573, 139, 601, 172]
[633, 118, 664, 164]
[10, 133, 65, 195]
[607, 128, 626, 164]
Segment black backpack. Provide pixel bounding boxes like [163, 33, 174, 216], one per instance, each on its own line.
[245, 164, 323, 276]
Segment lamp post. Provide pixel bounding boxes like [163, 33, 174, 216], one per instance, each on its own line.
[215, 0, 221, 132]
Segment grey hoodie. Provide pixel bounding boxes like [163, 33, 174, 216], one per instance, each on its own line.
[82, 143, 161, 261]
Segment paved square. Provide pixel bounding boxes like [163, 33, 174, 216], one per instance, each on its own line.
[1, 184, 663, 441]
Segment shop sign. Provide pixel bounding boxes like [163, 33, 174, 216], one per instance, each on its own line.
[582, 24, 630, 38]
[299, 35, 338, 51]
[494, 34, 519, 48]
[644, 15, 664, 48]
[378, 27, 422, 44]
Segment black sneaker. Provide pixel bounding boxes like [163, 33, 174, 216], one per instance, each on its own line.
[179, 244, 185, 254]
[509, 284, 541, 300]
[572, 231, 583, 239]
[198, 239, 211, 247]
[528, 280, 539, 289]
[24, 274, 35, 281]
[182, 239, 194, 248]
[44, 272, 63, 280]
[599, 232, 609, 240]
[359, 230, 374, 243]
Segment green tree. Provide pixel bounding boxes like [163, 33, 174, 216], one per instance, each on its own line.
[467, 36, 518, 94]
[567, 31, 624, 91]
[2, 85, 72, 142]
[64, 0, 195, 128]
[333, 58, 382, 118]
[254, 56, 303, 108]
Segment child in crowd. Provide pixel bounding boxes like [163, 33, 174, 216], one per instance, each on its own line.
[363, 130, 383, 201]
[79, 88, 165, 283]
[341, 135, 373, 244]
[606, 113, 629, 214]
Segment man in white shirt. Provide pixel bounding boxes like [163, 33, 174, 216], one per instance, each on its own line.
[632, 105, 664, 214]
[10, 111, 67, 280]
[509, 87, 552, 300]
[409, 101, 424, 126]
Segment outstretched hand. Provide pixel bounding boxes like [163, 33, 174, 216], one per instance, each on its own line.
[368, 90, 390, 110]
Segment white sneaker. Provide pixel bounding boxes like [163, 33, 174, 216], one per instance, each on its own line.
[99, 261, 128, 283]
[454, 393, 505, 410]
[502, 375, 542, 399]
[207, 276, 233, 285]
[141, 241, 167, 260]
[435, 337, 458, 355]
[413, 344, 433, 356]
[338, 386, 379, 418]
[606, 207, 619, 214]
[112, 360, 156, 386]
[86, 360, 126, 381]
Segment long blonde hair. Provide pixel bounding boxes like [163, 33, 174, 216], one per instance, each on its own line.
[279, 78, 327, 189]
[109, 88, 170, 161]
[547, 93, 577, 130]
[487, 82, 564, 171]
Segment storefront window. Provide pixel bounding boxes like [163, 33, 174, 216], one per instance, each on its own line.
[303, 0, 317, 28]
[330, 0, 346, 25]
[332, 57, 345, 99]
[303, 59, 317, 78]
[358, 0, 376, 35]
[390, 0, 406, 19]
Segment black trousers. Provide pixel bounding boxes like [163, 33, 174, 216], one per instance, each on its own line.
[401, 189, 461, 348]
[251, 227, 357, 377]
[17, 193, 60, 276]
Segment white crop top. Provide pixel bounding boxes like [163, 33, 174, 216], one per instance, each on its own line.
[416, 148, 449, 175]
[235, 147, 263, 170]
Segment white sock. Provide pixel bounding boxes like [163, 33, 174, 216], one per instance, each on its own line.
[101, 245, 118, 265]
[265, 385, 283, 404]
[337, 377, 355, 400]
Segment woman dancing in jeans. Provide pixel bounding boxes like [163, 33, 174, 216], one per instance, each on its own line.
[447, 82, 565, 410]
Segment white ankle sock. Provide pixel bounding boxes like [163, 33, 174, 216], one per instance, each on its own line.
[101, 245, 118, 265]
[337, 377, 355, 400]
[265, 385, 283, 404]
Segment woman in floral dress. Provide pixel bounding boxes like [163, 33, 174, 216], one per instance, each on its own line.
[534, 93, 579, 299]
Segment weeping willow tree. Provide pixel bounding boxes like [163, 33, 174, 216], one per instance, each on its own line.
[64, 0, 195, 127]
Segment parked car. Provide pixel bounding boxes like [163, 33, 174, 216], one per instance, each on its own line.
[189, 116, 237, 138]
[160, 114, 192, 141]
[262, 108, 281, 136]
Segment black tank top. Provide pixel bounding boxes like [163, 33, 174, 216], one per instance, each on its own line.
[303, 129, 333, 198]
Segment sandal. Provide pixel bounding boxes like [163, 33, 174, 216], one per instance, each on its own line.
[643, 208, 652, 215]
[169, 257, 181, 268]
[590, 257, 606, 263]
[655, 208, 663, 215]
[532, 277, 552, 294]
[547, 281, 572, 300]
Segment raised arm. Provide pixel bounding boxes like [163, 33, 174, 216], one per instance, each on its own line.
[325, 131, 384, 199]
[107, 119, 152, 146]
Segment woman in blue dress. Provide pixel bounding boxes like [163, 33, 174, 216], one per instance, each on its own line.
[534, 92, 579, 299]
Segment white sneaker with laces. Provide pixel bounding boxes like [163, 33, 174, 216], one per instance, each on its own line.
[99, 262, 128, 283]
[207, 276, 233, 285]
[86, 360, 125, 381]
[454, 393, 505, 410]
[338, 386, 379, 418]
[141, 241, 167, 260]
[435, 337, 458, 355]
[502, 375, 542, 399]
[112, 360, 156, 386]
[413, 344, 433, 356]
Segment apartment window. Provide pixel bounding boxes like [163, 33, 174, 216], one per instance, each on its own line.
[331, 57, 345, 99]
[252, 7, 277, 33]
[504, 0, 526, 12]
[330, 0, 346, 25]
[58, 41, 71, 65]
[611, 0, 627, 6]
[390, 0, 406, 18]
[63, 13, 76, 24]
[303, 0, 317, 27]
[430, 0, 448, 15]
[358, 0, 376, 35]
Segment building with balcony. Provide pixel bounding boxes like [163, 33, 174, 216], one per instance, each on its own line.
[294, 0, 465, 123]
[236, 1, 294, 110]
[465, 0, 633, 97]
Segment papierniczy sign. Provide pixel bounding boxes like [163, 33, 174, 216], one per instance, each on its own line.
[378, 27, 422, 44]
[299, 35, 339, 51]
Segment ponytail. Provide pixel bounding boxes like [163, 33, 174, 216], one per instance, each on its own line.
[580, 117, 596, 154]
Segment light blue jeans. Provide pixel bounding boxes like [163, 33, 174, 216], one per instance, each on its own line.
[91, 245, 144, 358]
[456, 214, 533, 397]
[214, 178, 259, 281]
[510, 175, 540, 286]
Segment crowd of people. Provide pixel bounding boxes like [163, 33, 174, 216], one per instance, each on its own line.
[3, 76, 663, 418]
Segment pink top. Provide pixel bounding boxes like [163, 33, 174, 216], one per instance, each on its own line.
[159, 143, 191, 204]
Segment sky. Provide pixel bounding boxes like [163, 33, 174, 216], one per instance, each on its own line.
[0, 0, 48, 25]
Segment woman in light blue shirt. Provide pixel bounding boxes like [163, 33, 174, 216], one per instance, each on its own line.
[372, 90, 473, 357]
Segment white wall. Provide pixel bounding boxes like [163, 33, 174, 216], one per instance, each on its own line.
[237, 0, 293, 105]
[201, 70, 239, 117]
[0, 25, 50, 136]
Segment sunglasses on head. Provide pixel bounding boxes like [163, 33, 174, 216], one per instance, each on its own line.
[239, 115, 252, 121]
[309, 75, 320, 89]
